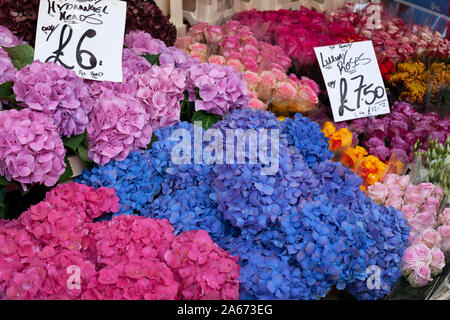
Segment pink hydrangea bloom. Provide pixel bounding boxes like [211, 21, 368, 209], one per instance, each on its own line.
[13, 61, 92, 137]
[0, 109, 66, 189]
[0, 48, 16, 85]
[135, 63, 186, 129]
[124, 30, 167, 56]
[0, 25, 23, 47]
[87, 92, 152, 166]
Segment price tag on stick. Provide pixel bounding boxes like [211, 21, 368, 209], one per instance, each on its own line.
[314, 41, 390, 122]
[34, 0, 126, 82]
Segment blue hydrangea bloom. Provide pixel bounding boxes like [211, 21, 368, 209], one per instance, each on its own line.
[282, 113, 333, 167]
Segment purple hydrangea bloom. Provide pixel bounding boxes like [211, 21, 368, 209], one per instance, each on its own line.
[13, 61, 92, 137]
[0, 108, 66, 190]
[0, 25, 23, 47]
[188, 63, 250, 116]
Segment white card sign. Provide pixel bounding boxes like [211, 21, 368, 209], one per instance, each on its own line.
[314, 41, 390, 122]
[34, 0, 126, 82]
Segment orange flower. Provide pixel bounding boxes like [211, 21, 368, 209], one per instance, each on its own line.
[357, 155, 387, 186]
[340, 146, 368, 169]
[321, 122, 336, 137]
[328, 128, 353, 153]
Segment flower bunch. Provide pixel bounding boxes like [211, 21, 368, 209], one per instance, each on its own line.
[13, 61, 92, 137]
[244, 69, 319, 114]
[175, 21, 292, 73]
[327, 4, 450, 62]
[125, 1, 176, 46]
[389, 61, 450, 105]
[87, 92, 152, 166]
[0, 183, 240, 300]
[187, 63, 249, 116]
[413, 137, 450, 194]
[338, 101, 449, 163]
[367, 174, 446, 287]
[233, 8, 356, 67]
[0, 109, 66, 190]
[0, 0, 38, 44]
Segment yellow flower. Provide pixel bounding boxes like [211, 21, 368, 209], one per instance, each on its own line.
[321, 122, 336, 138]
[328, 128, 353, 153]
[278, 116, 286, 122]
[340, 146, 368, 169]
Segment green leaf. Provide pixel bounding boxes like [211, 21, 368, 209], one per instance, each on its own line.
[0, 81, 14, 101]
[0, 175, 10, 186]
[77, 144, 89, 163]
[144, 53, 161, 66]
[2, 44, 35, 70]
[191, 111, 221, 130]
[0, 186, 7, 219]
[63, 132, 85, 152]
[147, 133, 158, 150]
[58, 157, 74, 183]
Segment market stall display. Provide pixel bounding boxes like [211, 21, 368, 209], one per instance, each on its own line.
[0, 1, 448, 300]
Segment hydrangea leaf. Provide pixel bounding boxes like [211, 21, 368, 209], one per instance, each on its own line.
[0, 176, 9, 187]
[0, 186, 7, 219]
[63, 132, 86, 152]
[58, 157, 74, 184]
[2, 44, 35, 70]
[192, 111, 221, 130]
[0, 81, 16, 102]
[144, 53, 161, 66]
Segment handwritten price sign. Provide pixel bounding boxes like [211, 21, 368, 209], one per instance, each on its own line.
[34, 0, 126, 82]
[314, 41, 390, 122]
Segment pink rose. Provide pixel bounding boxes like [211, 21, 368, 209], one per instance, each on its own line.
[248, 98, 266, 110]
[408, 212, 436, 232]
[413, 243, 432, 264]
[421, 197, 441, 215]
[383, 174, 400, 187]
[417, 183, 435, 199]
[385, 197, 403, 210]
[398, 175, 410, 191]
[430, 247, 445, 275]
[208, 55, 226, 65]
[420, 228, 442, 248]
[408, 263, 432, 287]
[438, 226, 450, 254]
[401, 205, 418, 220]
[367, 183, 388, 204]
[387, 184, 404, 200]
[402, 246, 419, 270]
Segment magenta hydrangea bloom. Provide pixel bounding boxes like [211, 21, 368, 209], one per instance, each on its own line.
[0, 108, 66, 189]
[13, 61, 92, 137]
[188, 63, 250, 116]
[0, 183, 240, 300]
[135, 63, 186, 129]
[87, 92, 152, 166]
[0, 25, 23, 47]
[165, 230, 240, 300]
